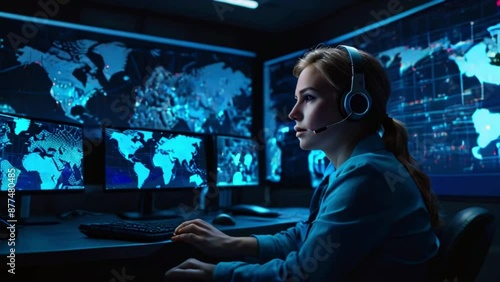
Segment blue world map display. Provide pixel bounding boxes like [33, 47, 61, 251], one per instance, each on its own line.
[104, 128, 208, 190]
[0, 114, 84, 191]
[264, 0, 500, 189]
[216, 135, 259, 187]
[0, 12, 254, 137]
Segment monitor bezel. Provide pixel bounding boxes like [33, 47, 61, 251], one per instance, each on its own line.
[0, 112, 86, 195]
[102, 125, 211, 192]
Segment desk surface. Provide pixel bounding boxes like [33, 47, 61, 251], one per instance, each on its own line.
[1, 207, 309, 267]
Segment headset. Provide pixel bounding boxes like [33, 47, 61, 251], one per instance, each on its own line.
[336, 45, 372, 120]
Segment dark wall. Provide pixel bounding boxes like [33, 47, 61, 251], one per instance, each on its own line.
[1, 0, 268, 51]
[261, 0, 437, 60]
[0, 0, 438, 58]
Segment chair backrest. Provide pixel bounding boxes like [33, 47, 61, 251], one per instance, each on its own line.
[430, 207, 496, 282]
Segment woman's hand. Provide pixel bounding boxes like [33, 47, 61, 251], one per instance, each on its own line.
[164, 258, 215, 282]
[172, 219, 236, 257]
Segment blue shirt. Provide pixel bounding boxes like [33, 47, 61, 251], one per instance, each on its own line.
[214, 133, 440, 281]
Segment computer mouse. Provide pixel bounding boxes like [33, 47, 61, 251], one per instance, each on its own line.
[212, 213, 236, 226]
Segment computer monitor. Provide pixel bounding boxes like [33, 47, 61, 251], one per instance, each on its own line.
[0, 11, 255, 137]
[264, 0, 500, 198]
[215, 135, 260, 188]
[0, 113, 84, 224]
[333, 0, 500, 198]
[103, 126, 209, 219]
[0, 113, 84, 192]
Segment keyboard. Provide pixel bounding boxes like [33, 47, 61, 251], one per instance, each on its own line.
[79, 218, 186, 242]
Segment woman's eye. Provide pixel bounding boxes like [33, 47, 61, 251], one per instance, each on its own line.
[304, 95, 315, 102]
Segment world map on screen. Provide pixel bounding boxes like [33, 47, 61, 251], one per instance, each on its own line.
[104, 128, 207, 189]
[375, 21, 500, 170]
[0, 115, 84, 191]
[15, 40, 132, 121]
[0, 16, 254, 137]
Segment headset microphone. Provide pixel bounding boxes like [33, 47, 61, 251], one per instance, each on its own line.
[312, 113, 352, 134]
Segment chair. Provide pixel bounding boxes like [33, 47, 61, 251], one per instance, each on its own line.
[429, 207, 496, 282]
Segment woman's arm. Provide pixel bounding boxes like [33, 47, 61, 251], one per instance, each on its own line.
[172, 218, 308, 260]
[214, 163, 394, 281]
[231, 236, 259, 258]
[251, 220, 309, 262]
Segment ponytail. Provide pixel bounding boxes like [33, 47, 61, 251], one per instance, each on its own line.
[382, 116, 443, 228]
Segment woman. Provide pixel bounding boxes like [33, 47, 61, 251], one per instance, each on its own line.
[164, 45, 442, 282]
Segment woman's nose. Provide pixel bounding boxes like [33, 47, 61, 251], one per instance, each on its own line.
[288, 105, 302, 121]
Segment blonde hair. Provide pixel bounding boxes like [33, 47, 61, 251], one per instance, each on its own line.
[293, 46, 442, 228]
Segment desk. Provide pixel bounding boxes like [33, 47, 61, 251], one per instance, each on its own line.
[0, 207, 308, 281]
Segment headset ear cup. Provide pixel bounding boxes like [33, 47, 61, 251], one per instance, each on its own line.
[343, 91, 372, 120]
[336, 45, 372, 121]
[339, 91, 349, 118]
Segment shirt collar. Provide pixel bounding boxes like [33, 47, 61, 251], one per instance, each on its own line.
[350, 132, 386, 158]
[324, 132, 385, 173]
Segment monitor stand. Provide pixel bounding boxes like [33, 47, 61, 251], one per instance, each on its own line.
[17, 195, 61, 225]
[118, 191, 178, 220]
[218, 188, 233, 209]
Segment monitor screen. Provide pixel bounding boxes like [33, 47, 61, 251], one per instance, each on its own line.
[264, 0, 500, 196]
[0, 113, 84, 191]
[0, 11, 255, 137]
[263, 53, 332, 189]
[216, 135, 259, 187]
[265, 124, 330, 189]
[104, 127, 208, 190]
